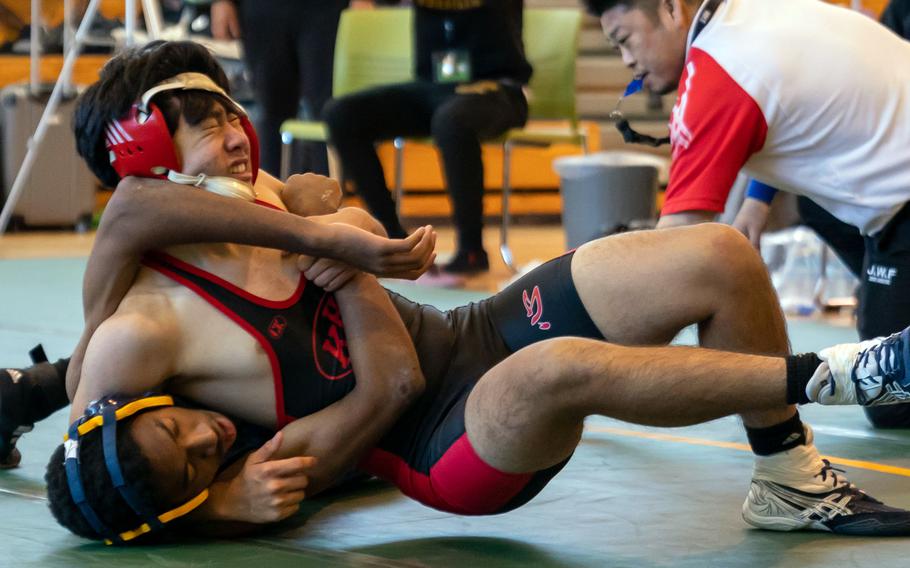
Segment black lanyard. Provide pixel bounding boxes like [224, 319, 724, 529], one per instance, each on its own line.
[689, 0, 725, 49]
[612, 0, 726, 148]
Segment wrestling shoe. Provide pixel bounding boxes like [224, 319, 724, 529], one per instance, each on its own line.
[743, 425, 910, 535]
[807, 327, 910, 406]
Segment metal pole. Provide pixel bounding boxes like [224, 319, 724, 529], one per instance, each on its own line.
[141, 0, 164, 40]
[125, 0, 136, 46]
[499, 141, 516, 272]
[0, 0, 104, 235]
[29, 0, 39, 92]
[63, 0, 75, 94]
[393, 137, 405, 218]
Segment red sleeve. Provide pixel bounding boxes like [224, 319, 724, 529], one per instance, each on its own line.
[661, 48, 768, 216]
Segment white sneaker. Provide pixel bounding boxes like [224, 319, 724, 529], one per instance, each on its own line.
[807, 327, 910, 406]
[743, 426, 910, 535]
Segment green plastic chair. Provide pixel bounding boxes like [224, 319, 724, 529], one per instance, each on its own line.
[392, 8, 586, 271]
[278, 8, 414, 179]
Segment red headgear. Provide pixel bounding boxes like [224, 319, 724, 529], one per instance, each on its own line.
[104, 72, 260, 184]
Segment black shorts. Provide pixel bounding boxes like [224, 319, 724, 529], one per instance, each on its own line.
[361, 251, 604, 514]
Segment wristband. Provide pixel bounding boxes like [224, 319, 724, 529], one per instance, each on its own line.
[745, 180, 778, 204]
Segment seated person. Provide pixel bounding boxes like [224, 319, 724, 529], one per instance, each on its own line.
[2, 41, 908, 546]
[324, 0, 533, 274]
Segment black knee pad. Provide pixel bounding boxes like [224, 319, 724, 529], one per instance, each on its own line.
[0, 359, 69, 428]
[0, 368, 27, 428]
[863, 404, 910, 429]
[1, 355, 69, 465]
[0, 369, 29, 463]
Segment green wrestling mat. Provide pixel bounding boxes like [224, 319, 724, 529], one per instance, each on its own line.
[2, 257, 910, 567]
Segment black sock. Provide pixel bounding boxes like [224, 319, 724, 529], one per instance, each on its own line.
[745, 411, 806, 456]
[785, 353, 822, 405]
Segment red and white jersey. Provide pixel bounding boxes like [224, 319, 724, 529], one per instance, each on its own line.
[663, 0, 910, 235]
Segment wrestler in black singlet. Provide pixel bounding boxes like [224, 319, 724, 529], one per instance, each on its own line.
[145, 249, 604, 514]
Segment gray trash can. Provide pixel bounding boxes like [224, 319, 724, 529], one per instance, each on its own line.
[553, 152, 666, 249]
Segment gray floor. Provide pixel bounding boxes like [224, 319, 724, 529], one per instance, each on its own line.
[2, 257, 910, 567]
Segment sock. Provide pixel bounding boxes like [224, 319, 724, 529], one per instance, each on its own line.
[745, 411, 806, 456]
[785, 353, 822, 405]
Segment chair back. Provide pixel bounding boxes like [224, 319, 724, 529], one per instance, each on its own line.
[333, 8, 415, 97]
[523, 8, 582, 125]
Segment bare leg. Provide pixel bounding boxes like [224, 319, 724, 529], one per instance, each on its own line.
[570, 224, 793, 428]
[465, 337, 785, 473]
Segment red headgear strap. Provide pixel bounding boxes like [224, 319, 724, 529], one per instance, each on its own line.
[105, 72, 260, 184]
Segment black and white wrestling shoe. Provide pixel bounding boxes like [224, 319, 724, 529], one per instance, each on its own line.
[742, 425, 910, 535]
[808, 327, 910, 406]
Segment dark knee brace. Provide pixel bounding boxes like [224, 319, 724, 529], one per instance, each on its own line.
[863, 405, 910, 429]
[1, 352, 70, 461]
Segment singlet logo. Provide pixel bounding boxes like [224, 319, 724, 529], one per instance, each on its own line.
[313, 294, 353, 380]
[268, 315, 288, 339]
[669, 60, 696, 157]
[522, 286, 551, 331]
[867, 264, 898, 286]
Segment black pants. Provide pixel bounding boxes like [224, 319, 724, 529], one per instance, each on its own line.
[239, 0, 349, 176]
[324, 80, 528, 251]
[798, 197, 910, 427]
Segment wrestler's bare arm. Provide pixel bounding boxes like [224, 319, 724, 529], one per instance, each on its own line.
[204, 273, 425, 520]
[66, 174, 434, 398]
[193, 273, 424, 529]
[69, 306, 178, 421]
[656, 209, 716, 229]
[276, 273, 424, 494]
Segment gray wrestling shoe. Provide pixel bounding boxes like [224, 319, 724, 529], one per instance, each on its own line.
[807, 327, 910, 406]
[743, 425, 910, 535]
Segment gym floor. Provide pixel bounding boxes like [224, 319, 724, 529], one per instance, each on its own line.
[2, 227, 909, 567]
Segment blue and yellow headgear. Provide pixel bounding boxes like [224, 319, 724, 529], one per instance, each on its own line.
[63, 394, 209, 545]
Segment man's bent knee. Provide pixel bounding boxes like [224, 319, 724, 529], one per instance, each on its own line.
[690, 224, 768, 287]
[512, 337, 615, 399]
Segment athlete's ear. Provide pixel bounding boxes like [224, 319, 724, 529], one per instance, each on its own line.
[661, 0, 691, 29]
[662, 0, 680, 22]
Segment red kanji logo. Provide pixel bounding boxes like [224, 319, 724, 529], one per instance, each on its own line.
[313, 295, 353, 379]
[268, 315, 288, 339]
[322, 325, 350, 369]
[522, 286, 551, 331]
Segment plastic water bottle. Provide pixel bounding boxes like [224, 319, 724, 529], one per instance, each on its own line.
[763, 227, 823, 316]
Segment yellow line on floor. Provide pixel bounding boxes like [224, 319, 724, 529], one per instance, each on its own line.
[585, 425, 910, 478]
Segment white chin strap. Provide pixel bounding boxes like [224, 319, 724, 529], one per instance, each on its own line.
[165, 170, 256, 202]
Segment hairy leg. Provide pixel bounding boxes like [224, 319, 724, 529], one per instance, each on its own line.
[571, 224, 793, 427]
[465, 337, 786, 473]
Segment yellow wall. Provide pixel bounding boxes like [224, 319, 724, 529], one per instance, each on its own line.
[0, 1, 145, 44]
[0, 54, 107, 87]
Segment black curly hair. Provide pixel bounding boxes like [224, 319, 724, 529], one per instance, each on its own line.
[44, 416, 166, 544]
[73, 40, 232, 188]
